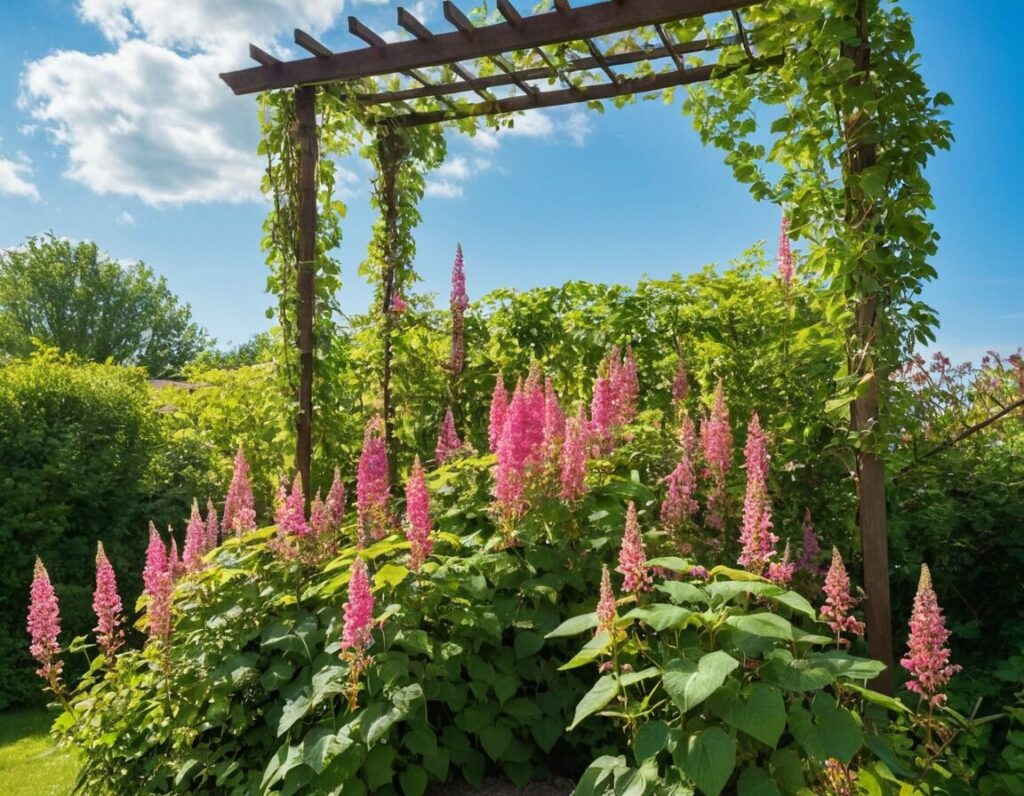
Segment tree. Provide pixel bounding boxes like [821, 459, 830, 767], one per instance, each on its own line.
[0, 233, 208, 377]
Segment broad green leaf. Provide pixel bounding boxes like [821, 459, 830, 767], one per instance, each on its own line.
[560, 630, 612, 670]
[634, 720, 670, 763]
[568, 675, 619, 730]
[807, 651, 887, 682]
[398, 765, 428, 796]
[678, 727, 736, 796]
[624, 603, 694, 632]
[737, 766, 782, 796]
[844, 682, 911, 714]
[374, 563, 409, 590]
[302, 726, 352, 775]
[662, 651, 739, 713]
[277, 692, 312, 737]
[645, 556, 689, 572]
[708, 681, 786, 748]
[403, 728, 437, 757]
[788, 692, 863, 764]
[364, 744, 395, 790]
[656, 581, 709, 605]
[479, 722, 512, 761]
[513, 630, 545, 658]
[725, 612, 795, 641]
[546, 612, 599, 638]
[760, 650, 834, 692]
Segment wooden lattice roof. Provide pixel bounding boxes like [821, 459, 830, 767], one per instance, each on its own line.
[220, 0, 765, 126]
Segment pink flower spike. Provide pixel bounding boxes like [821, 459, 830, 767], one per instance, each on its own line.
[436, 407, 463, 464]
[596, 565, 617, 634]
[143, 522, 168, 596]
[821, 548, 865, 646]
[766, 541, 795, 587]
[205, 499, 220, 550]
[738, 413, 777, 574]
[93, 542, 124, 658]
[590, 374, 614, 439]
[183, 499, 207, 572]
[27, 558, 62, 680]
[661, 415, 699, 529]
[688, 565, 710, 581]
[797, 508, 823, 574]
[778, 215, 794, 287]
[404, 456, 433, 572]
[342, 557, 375, 653]
[223, 446, 257, 536]
[391, 292, 409, 314]
[559, 407, 589, 502]
[612, 346, 639, 427]
[449, 244, 468, 376]
[901, 564, 960, 707]
[143, 525, 175, 644]
[357, 417, 391, 545]
[277, 472, 310, 538]
[488, 372, 509, 453]
[543, 378, 566, 449]
[702, 380, 733, 477]
[310, 489, 329, 536]
[168, 534, 183, 579]
[326, 467, 346, 531]
[617, 502, 653, 594]
[672, 356, 689, 403]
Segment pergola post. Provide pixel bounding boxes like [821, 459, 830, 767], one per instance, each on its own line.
[294, 85, 318, 496]
[843, 0, 895, 693]
[377, 124, 405, 491]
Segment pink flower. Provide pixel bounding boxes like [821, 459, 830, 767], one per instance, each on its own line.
[449, 244, 468, 376]
[143, 525, 174, 643]
[325, 467, 346, 531]
[821, 548, 865, 646]
[612, 346, 639, 427]
[404, 456, 433, 572]
[617, 502, 652, 594]
[672, 356, 689, 403]
[778, 216, 794, 287]
[661, 414, 699, 529]
[27, 558, 61, 680]
[901, 564, 960, 707]
[143, 522, 168, 597]
[494, 377, 544, 517]
[543, 378, 565, 450]
[590, 374, 614, 440]
[205, 499, 220, 551]
[357, 417, 391, 545]
[391, 292, 409, 314]
[276, 473, 309, 538]
[93, 542, 124, 658]
[766, 541, 795, 587]
[559, 407, 589, 502]
[596, 565, 617, 634]
[797, 508, 823, 573]
[701, 381, 733, 531]
[183, 499, 207, 572]
[309, 489, 329, 536]
[524, 364, 547, 438]
[436, 407, 463, 464]
[688, 565, 710, 581]
[488, 372, 509, 453]
[168, 535, 183, 580]
[223, 446, 257, 536]
[738, 413, 778, 574]
[342, 557, 375, 652]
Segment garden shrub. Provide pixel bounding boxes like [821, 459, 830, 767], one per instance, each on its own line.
[0, 350, 161, 708]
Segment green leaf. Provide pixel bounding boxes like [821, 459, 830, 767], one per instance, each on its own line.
[645, 556, 689, 572]
[560, 630, 612, 670]
[678, 727, 736, 796]
[278, 692, 312, 737]
[364, 744, 395, 790]
[787, 692, 863, 764]
[662, 651, 739, 713]
[624, 603, 694, 632]
[844, 682, 911, 714]
[513, 631, 545, 658]
[769, 747, 807, 795]
[737, 766, 782, 796]
[399, 766, 428, 796]
[656, 581, 708, 605]
[807, 651, 886, 682]
[707, 681, 786, 748]
[725, 612, 795, 641]
[479, 722, 512, 761]
[568, 675, 619, 731]
[403, 728, 437, 757]
[634, 720, 669, 763]
[760, 650, 834, 692]
[858, 164, 890, 200]
[374, 563, 409, 590]
[546, 612, 598, 638]
[302, 726, 353, 775]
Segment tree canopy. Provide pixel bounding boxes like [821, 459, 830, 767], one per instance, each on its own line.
[0, 234, 208, 377]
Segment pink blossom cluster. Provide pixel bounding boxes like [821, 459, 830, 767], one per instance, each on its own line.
[449, 244, 468, 376]
[275, 473, 310, 538]
[596, 564, 617, 634]
[738, 413, 779, 574]
[820, 548, 865, 646]
[223, 446, 257, 537]
[797, 508, 823, 573]
[205, 500, 220, 550]
[617, 502, 652, 594]
[27, 558, 62, 680]
[143, 524, 175, 645]
[493, 366, 547, 517]
[765, 541, 795, 587]
[543, 378, 566, 459]
[559, 407, 589, 502]
[778, 215, 794, 287]
[901, 564, 960, 706]
[404, 456, 433, 572]
[357, 416, 392, 545]
[488, 372, 509, 453]
[183, 499, 209, 573]
[391, 292, 409, 314]
[436, 408, 463, 464]
[701, 381, 733, 531]
[93, 542, 124, 658]
[342, 557, 375, 653]
[590, 346, 639, 441]
[672, 355, 689, 404]
[309, 467, 346, 539]
[661, 412, 699, 529]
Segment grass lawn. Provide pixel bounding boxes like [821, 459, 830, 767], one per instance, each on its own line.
[0, 709, 77, 795]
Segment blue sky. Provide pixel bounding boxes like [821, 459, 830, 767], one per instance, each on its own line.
[0, 0, 1020, 362]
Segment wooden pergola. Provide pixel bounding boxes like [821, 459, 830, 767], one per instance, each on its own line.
[220, 0, 895, 690]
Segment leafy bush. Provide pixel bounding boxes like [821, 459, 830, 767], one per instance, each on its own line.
[0, 351, 161, 708]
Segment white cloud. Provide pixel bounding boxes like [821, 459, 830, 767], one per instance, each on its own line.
[467, 108, 594, 151]
[0, 155, 40, 201]
[424, 180, 464, 199]
[116, 210, 135, 225]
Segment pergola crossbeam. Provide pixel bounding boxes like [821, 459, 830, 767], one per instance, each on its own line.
[295, 29, 333, 59]
[222, 0, 761, 95]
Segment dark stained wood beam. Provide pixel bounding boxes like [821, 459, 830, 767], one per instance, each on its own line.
[348, 16, 387, 48]
[222, 0, 761, 94]
[397, 7, 433, 41]
[497, 0, 522, 25]
[295, 29, 333, 58]
[444, 1, 475, 34]
[655, 23, 686, 71]
[584, 38, 618, 83]
[364, 35, 729, 104]
[248, 44, 280, 67]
